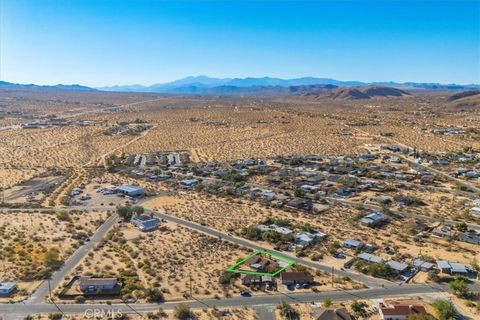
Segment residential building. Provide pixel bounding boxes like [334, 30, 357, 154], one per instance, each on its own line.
[412, 259, 435, 271]
[79, 277, 120, 293]
[311, 307, 353, 320]
[294, 231, 328, 248]
[470, 207, 480, 217]
[386, 260, 409, 274]
[255, 224, 293, 235]
[458, 232, 480, 245]
[131, 214, 161, 231]
[379, 301, 427, 320]
[343, 239, 364, 249]
[361, 212, 388, 227]
[240, 274, 273, 286]
[432, 225, 455, 239]
[247, 256, 279, 273]
[436, 260, 473, 275]
[180, 179, 198, 187]
[280, 270, 314, 285]
[357, 252, 384, 264]
[115, 185, 145, 197]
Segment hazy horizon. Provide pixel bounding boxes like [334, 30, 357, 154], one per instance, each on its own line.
[1, 0, 479, 87]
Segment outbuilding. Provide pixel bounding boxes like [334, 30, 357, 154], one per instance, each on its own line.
[0, 282, 16, 296]
[115, 185, 145, 197]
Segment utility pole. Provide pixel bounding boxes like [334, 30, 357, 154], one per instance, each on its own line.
[331, 266, 334, 288]
[189, 274, 193, 298]
[48, 278, 52, 301]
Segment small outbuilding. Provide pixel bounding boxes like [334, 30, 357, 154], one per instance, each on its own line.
[0, 282, 16, 296]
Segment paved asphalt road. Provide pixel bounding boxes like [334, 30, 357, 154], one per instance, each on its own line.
[0, 283, 448, 319]
[26, 214, 118, 305]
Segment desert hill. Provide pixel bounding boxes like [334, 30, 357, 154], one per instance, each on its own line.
[308, 85, 411, 100]
[447, 90, 480, 101]
[444, 90, 480, 110]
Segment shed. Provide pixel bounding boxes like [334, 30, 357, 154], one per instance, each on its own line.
[0, 282, 16, 296]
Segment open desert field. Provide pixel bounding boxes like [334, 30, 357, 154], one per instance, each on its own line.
[32, 307, 259, 320]
[112, 105, 371, 163]
[0, 167, 46, 189]
[59, 221, 253, 301]
[0, 210, 108, 281]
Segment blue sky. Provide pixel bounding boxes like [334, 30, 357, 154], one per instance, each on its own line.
[1, 0, 479, 86]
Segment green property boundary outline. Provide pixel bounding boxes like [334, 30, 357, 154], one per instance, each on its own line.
[225, 249, 296, 276]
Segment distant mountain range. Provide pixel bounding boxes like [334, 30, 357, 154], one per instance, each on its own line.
[98, 76, 480, 94]
[0, 81, 95, 91]
[1, 77, 479, 96]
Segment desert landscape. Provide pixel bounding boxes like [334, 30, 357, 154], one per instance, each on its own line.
[0, 84, 479, 319]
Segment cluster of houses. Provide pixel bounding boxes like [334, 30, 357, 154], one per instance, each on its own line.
[104, 123, 152, 136]
[455, 167, 480, 179]
[341, 236, 477, 279]
[432, 223, 480, 246]
[240, 255, 315, 289]
[123, 151, 190, 169]
[351, 249, 474, 280]
[255, 223, 328, 248]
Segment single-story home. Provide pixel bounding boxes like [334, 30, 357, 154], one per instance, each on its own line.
[131, 214, 161, 231]
[79, 277, 120, 293]
[115, 185, 145, 197]
[256, 224, 293, 235]
[412, 259, 435, 271]
[180, 179, 198, 187]
[357, 252, 384, 264]
[387, 260, 409, 274]
[294, 231, 328, 248]
[280, 270, 314, 285]
[436, 260, 473, 275]
[361, 211, 388, 227]
[470, 207, 480, 217]
[432, 225, 455, 239]
[0, 282, 16, 296]
[379, 301, 428, 320]
[458, 232, 480, 245]
[247, 256, 279, 273]
[343, 239, 364, 249]
[312, 307, 353, 320]
[240, 274, 273, 286]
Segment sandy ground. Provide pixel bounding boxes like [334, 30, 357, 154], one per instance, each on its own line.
[0, 168, 47, 189]
[0, 210, 108, 281]
[58, 222, 253, 301]
[31, 306, 258, 320]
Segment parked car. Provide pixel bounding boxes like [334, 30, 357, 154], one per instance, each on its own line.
[240, 291, 251, 297]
